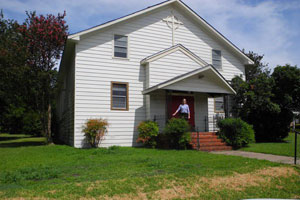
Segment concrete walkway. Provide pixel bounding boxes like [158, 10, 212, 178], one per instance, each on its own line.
[211, 150, 299, 165]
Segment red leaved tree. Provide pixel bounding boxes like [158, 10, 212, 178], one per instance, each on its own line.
[19, 11, 68, 143]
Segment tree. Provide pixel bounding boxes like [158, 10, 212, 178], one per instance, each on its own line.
[0, 11, 42, 135]
[231, 52, 299, 142]
[272, 65, 300, 111]
[0, 10, 67, 140]
[19, 11, 68, 142]
[271, 65, 300, 137]
[232, 73, 282, 142]
[244, 50, 269, 82]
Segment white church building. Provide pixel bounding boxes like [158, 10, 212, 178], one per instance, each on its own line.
[57, 0, 254, 148]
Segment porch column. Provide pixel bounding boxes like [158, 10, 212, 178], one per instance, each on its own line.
[145, 94, 151, 120]
[224, 94, 229, 118]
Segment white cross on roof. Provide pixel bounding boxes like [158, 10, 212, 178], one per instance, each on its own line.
[163, 12, 183, 45]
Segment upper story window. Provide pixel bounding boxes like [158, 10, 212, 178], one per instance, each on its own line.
[212, 49, 222, 69]
[214, 96, 224, 113]
[114, 35, 128, 58]
[111, 82, 129, 110]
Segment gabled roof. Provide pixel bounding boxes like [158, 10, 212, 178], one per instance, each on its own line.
[68, 0, 177, 41]
[142, 64, 236, 95]
[68, 0, 254, 64]
[141, 44, 208, 66]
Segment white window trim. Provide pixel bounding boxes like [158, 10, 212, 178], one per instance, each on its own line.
[112, 34, 130, 60]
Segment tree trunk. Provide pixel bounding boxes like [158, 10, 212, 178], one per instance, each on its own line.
[47, 103, 52, 143]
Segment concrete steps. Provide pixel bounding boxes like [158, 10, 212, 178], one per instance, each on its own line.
[190, 132, 232, 151]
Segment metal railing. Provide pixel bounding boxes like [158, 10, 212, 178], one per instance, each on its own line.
[153, 114, 225, 132]
[195, 127, 200, 150]
[204, 115, 225, 132]
[294, 130, 299, 165]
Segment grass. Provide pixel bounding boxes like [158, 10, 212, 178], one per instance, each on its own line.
[0, 133, 46, 147]
[241, 132, 300, 157]
[0, 134, 299, 199]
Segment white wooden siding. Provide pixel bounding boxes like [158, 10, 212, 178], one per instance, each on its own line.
[148, 50, 203, 87]
[150, 90, 166, 130]
[57, 48, 75, 146]
[163, 73, 233, 94]
[171, 8, 245, 80]
[68, 4, 246, 147]
[194, 93, 208, 131]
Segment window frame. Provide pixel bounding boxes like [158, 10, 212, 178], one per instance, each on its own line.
[212, 49, 222, 69]
[214, 96, 225, 113]
[111, 81, 129, 111]
[112, 34, 129, 59]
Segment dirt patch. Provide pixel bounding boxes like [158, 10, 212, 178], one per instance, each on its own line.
[197, 166, 298, 191]
[5, 198, 48, 200]
[47, 190, 57, 194]
[200, 172, 265, 191]
[5, 166, 298, 200]
[94, 166, 299, 200]
[258, 166, 298, 177]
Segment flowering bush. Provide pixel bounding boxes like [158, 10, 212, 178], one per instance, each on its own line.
[82, 119, 108, 148]
[136, 121, 159, 148]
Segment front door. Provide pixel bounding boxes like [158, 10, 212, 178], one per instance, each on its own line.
[169, 95, 195, 128]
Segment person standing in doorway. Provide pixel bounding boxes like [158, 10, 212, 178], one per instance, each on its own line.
[172, 98, 190, 120]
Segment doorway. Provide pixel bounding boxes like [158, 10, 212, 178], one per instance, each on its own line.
[168, 95, 195, 128]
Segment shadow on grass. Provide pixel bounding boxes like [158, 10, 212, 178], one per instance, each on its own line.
[0, 137, 24, 141]
[254, 140, 290, 144]
[0, 141, 46, 148]
[0, 134, 46, 148]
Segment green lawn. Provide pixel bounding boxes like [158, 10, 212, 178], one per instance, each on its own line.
[241, 132, 300, 157]
[0, 133, 46, 147]
[0, 134, 299, 199]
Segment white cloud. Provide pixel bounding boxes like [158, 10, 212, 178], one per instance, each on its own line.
[185, 0, 300, 68]
[1, 0, 299, 68]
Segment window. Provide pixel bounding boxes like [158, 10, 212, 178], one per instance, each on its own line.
[214, 97, 224, 113]
[212, 49, 222, 69]
[111, 82, 128, 110]
[114, 35, 128, 58]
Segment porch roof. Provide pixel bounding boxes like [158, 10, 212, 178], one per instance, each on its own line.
[141, 44, 208, 66]
[142, 65, 236, 95]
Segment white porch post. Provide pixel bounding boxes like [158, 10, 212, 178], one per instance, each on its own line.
[146, 94, 151, 120]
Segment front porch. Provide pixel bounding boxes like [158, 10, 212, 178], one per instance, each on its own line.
[142, 65, 236, 132]
[148, 90, 227, 132]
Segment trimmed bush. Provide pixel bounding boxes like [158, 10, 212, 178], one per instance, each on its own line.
[217, 118, 255, 149]
[163, 118, 191, 149]
[136, 121, 159, 148]
[82, 118, 108, 148]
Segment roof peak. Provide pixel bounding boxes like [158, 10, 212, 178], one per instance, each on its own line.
[68, 0, 253, 64]
[141, 43, 208, 66]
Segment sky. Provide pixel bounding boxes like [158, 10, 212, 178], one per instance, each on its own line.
[1, 0, 300, 69]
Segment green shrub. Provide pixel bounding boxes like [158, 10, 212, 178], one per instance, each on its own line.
[163, 118, 191, 149]
[136, 121, 159, 148]
[156, 134, 170, 149]
[82, 118, 108, 148]
[217, 118, 255, 149]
